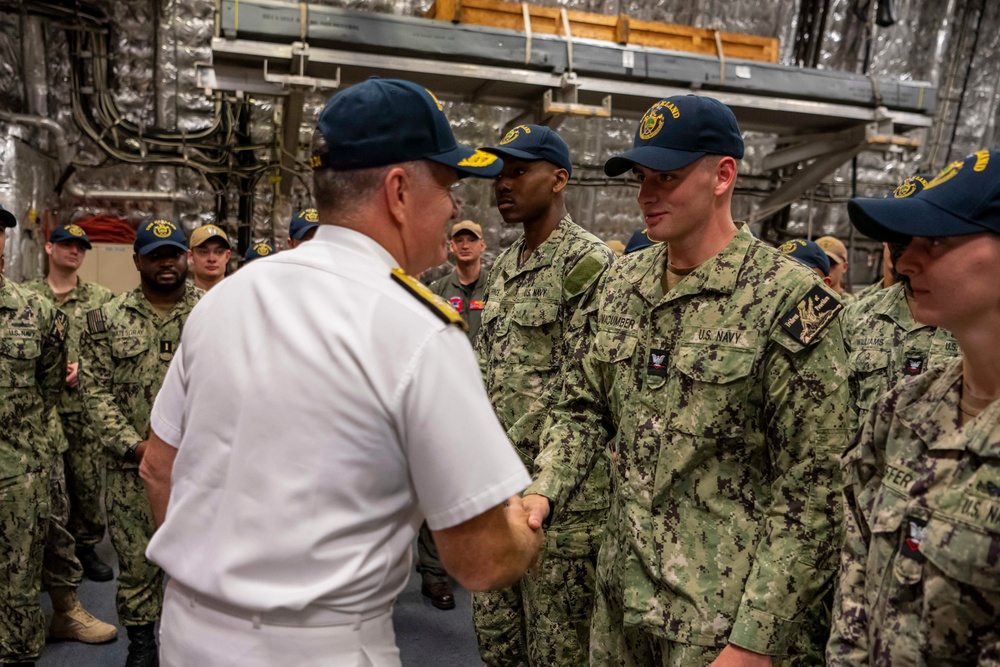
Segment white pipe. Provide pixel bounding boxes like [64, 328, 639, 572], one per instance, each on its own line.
[0, 111, 73, 169]
[63, 181, 196, 206]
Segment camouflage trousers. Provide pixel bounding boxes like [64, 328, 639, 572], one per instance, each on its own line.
[590, 546, 830, 667]
[107, 467, 163, 625]
[474, 509, 603, 667]
[0, 474, 50, 662]
[60, 409, 107, 548]
[42, 454, 84, 589]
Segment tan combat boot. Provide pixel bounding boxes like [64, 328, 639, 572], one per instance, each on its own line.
[49, 586, 118, 644]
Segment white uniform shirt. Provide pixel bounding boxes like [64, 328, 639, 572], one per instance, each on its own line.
[147, 225, 529, 614]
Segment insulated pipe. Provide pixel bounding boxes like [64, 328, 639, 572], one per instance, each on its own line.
[63, 182, 196, 206]
[0, 111, 74, 169]
[0, 111, 194, 206]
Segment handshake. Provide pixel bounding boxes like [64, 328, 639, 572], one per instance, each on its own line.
[502, 493, 551, 580]
[433, 492, 550, 593]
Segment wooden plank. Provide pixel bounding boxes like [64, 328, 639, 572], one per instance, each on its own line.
[425, 0, 779, 63]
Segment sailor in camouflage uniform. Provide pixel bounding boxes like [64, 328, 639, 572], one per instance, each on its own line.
[843, 285, 959, 422]
[842, 174, 960, 424]
[523, 96, 854, 666]
[474, 125, 614, 666]
[80, 219, 202, 667]
[0, 206, 68, 665]
[25, 224, 115, 578]
[828, 149, 1000, 666]
[24, 224, 117, 644]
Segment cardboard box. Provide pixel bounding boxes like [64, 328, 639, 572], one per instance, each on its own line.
[78, 243, 138, 296]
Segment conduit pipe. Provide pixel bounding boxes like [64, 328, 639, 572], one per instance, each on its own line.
[0, 111, 195, 206]
[0, 111, 73, 169]
[62, 183, 196, 206]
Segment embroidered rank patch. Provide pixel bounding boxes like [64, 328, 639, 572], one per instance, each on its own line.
[647, 349, 667, 377]
[86, 308, 107, 334]
[447, 296, 464, 312]
[390, 268, 468, 332]
[903, 357, 924, 375]
[780, 285, 843, 346]
[160, 340, 175, 355]
[900, 517, 927, 563]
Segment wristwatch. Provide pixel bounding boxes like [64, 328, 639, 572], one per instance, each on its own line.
[123, 443, 139, 464]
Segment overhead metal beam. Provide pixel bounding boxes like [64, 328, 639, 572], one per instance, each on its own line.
[207, 38, 933, 135]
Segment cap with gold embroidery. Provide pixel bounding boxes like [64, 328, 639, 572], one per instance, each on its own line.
[49, 224, 93, 249]
[779, 239, 831, 277]
[849, 149, 1000, 243]
[482, 124, 572, 176]
[289, 209, 320, 240]
[312, 77, 502, 179]
[244, 242, 275, 263]
[134, 219, 187, 254]
[605, 95, 744, 177]
[604, 95, 743, 176]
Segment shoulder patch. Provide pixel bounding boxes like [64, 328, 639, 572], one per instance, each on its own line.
[564, 254, 608, 298]
[780, 284, 843, 346]
[86, 308, 107, 334]
[50, 309, 69, 341]
[390, 268, 468, 332]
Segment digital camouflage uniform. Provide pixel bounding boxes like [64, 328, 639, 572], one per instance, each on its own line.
[474, 214, 614, 667]
[852, 281, 885, 303]
[527, 226, 855, 666]
[80, 283, 201, 626]
[24, 278, 114, 586]
[827, 359, 1000, 666]
[844, 281, 960, 424]
[0, 278, 67, 662]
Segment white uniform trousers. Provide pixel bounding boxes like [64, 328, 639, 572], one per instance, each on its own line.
[160, 580, 402, 667]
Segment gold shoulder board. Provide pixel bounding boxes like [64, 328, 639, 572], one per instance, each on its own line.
[391, 268, 468, 332]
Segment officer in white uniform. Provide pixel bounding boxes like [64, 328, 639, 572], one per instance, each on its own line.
[140, 78, 544, 667]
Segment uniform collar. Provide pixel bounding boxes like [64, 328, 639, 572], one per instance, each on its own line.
[123, 282, 199, 321]
[448, 266, 485, 289]
[309, 224, 399, 271]
[628, 224, 753, 305]
[895, 359, 1000, 456]
[872, 282, 926, 333]
[504, 214, 572, 278]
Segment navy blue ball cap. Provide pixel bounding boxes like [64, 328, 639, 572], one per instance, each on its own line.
[134, 219, 188, 254]
[605, 95, 745, 177]
[289, 208, 320, 240]
[624, 228, 657, 254]
[49, 224, 92, 249]
[312, 78, 502, 179]
[481, 124, 572, 176]
[244, 242, 275, 263]
[778, 239, 831, 276]
[0, 203, 15, 228]
[848, 149, 1000, 244]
